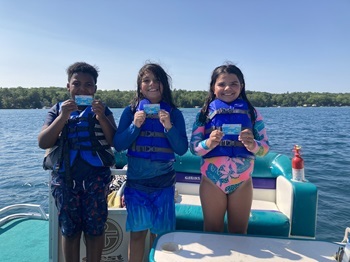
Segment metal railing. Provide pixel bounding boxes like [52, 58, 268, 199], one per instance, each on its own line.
[0, 203, 48, 227]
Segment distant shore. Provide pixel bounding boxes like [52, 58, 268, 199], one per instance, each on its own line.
[1, 87, 350, 109]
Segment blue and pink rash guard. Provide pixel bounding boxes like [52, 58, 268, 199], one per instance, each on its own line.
[190, 109, 270, 194]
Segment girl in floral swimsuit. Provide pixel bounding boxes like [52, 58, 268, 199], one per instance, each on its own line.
[190, 63, 270, 234]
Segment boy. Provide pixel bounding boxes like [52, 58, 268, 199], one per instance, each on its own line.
[38, 62, 116, 262]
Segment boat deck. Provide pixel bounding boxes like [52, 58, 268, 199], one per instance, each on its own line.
[150, 231, 341, 262]
[0, 217, 48, 262]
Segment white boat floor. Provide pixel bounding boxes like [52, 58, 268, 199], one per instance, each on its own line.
[152, 231, 341, 262]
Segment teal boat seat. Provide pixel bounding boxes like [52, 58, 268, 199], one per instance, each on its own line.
[175, 204, 290, 237]
[248, 210, 290, 236]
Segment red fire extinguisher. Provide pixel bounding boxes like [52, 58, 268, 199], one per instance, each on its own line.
[292, 145, 305, 181]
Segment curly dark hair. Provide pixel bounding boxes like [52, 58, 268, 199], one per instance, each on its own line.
[199, 63, 257, 124]
[130, 62, 176, 112]
[66, 62, 99, 84]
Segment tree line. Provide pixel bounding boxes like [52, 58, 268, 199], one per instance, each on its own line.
[0, 87, 349, 109]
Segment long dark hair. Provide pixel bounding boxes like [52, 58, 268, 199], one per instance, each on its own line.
[199, 63, 256, 124]
[130, 63, 176, 112]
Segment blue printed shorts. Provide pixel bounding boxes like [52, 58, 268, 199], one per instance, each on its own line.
[51, 159, 111, 237]
[124, 186, 175, 235]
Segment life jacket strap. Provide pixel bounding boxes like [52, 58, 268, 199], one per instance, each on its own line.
[208, 108, 250, 121]
[139, 131, 166, 138]
[146, 114, 159, 119]
[70, 144, 111, 151]
[68, 126, 103, 133]
[219, 140, 244, 147]
[132, 145, 174, 153]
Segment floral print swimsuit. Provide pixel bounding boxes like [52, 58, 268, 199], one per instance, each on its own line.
[190, 110, 270, 194]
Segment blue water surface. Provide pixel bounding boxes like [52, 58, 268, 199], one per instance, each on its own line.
[0, 107, 349, 242]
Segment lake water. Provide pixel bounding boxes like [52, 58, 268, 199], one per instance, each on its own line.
[0, 107, 349, 242]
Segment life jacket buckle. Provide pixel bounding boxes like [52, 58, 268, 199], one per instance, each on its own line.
[221, 140, 233, 146]
[144, 146, 154, 152]
[145, 131, 153, 137]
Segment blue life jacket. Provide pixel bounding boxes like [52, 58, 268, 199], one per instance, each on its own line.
[127, 99, 175, 161]
[204, 98, 254, 159]
[60, 105, 115, 167]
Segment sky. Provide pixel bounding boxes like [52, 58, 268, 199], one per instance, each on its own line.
[0, 0, 349, 94]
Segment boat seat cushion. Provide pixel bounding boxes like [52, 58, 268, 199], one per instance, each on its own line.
[175, 204, 290, 237]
